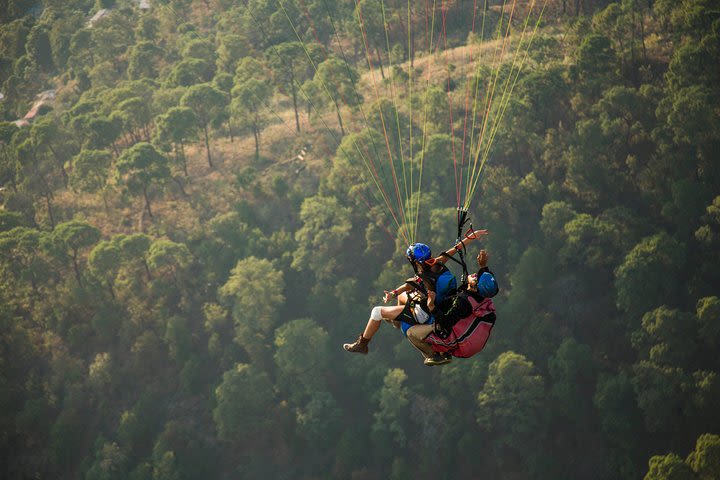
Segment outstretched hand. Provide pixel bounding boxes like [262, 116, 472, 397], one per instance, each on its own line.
[383, 290, 394, 303]
[477, 249, 488, 268]
[468, 229, 489, 239]
[455, 229, 489, 250]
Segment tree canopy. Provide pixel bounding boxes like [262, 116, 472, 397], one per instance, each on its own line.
[1, 1, 719, 479]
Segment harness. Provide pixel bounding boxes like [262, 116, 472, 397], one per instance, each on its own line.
[404, 265, 454, 312]
[425, 293, 497, 357]
[432, 290, 492, 338]
[446, 208, 475, 286]
[404, 208, 477, 304]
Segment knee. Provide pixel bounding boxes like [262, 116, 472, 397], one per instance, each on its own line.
[370, 306, 384, 321]
[406, 326, 420, 341]
[407, 325, 430, 342]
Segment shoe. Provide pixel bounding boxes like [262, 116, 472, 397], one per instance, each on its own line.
[343, 335, 369, 354]
[424, 352, 452, 366]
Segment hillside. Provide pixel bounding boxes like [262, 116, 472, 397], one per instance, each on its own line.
[1, 1, 719, 479]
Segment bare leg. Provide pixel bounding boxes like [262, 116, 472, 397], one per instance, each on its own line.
[407, 324, 435, 358]
[344, 305, 410, 354]
[362, 305, 406, 340]
[362, 318, 381, 339]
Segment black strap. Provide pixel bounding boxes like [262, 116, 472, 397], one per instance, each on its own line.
[439, 250, 464, 267]
[450, 208, 472, 282]
[405, 279, 426, 296]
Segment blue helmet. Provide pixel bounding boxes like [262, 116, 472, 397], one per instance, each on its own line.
[477, 272, 499, 298]
[406, 243, 432, 263]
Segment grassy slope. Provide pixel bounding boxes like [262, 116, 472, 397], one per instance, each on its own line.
[51, 23, 565, 241]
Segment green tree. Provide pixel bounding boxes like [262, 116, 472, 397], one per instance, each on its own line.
[423, 85, 450, 133]
[643, 453, 695, 480]
[164, 315, 191, 363]
[594, 371, 645, 470]
[575, 33, 618, 98]
[0, 226, 47, 295]
[25, 24, 54, 72]
[181, 84, 226, 168]
[117, 232, 153, 285]
[0, 16, 31, 58]
[292, 195, 352, 283]
[70, 149, 112, 208]
[219, 256, 285, 368]
[548, 338, 597, 426]
[127, 41, 162, 80]
[663, 85, 720, 184]
[47, 10, 85, 71]
[632, 360, 690, 433]
[115, 142, 170, 219]
[295, 390, 342, 449]
[213, 363, 276, 441]
[14, 126, 62, 227]
[30, 116, 76, 188]
[312, 56, 361, 135]
[696, 297, 720, 349]
[152, 451, 180, 480]
[88, 240, 122, 299]
[419, 134, 455, 198]
[68, 28, 95, 69]
[167, 58, 215, 87]
[151, 419, 218, 480]
[153, 107, 197, 177]
[615, 233, 686, 319]
[273, 318, 330, 400]
[48, 220, 101, 287]
[477, 351, 547, 475]
[372, 368, 410, 450]
[234, 56, 264, 83]
[90, 10, 134, 65]
[266, 41, 321, 132]
[84, 116, 122, 154]
[115, 96, 153, 142]
[632, 307, 697, 366]
[213, 72, 235, 141]
[85, 440, 129, 480]
[217, 33, 250, 73]
[560, 212, 622, 270]
[0, 121, 19, 192]
[539, 201, 577, 249]
[231, 78, 271, 159]
[195, 211, 264, 283]
[351, 0, 387, 77]
[0, 211, 25, 232]
[183, 38, 216, 61]
[147, 239, 191, 286]
[686, 433, 720, 480]
[135, 15, 159, 42]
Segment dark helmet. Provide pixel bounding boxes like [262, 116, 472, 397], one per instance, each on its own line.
[406, 243, 432, 263]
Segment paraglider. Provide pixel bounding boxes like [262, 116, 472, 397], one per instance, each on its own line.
[407, 249, 499, 365]
[181, 0, 545, 365]
[343, 229, 490, 361]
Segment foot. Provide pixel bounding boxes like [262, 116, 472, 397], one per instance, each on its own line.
[423, 352, 452, 366]
[343, 335, 369, 354]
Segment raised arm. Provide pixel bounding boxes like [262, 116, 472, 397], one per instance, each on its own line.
[435, 229, 489, 265]
[382, 279, 417, 303]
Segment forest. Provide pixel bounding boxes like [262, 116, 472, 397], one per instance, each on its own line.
[1, 0, 719, 479]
